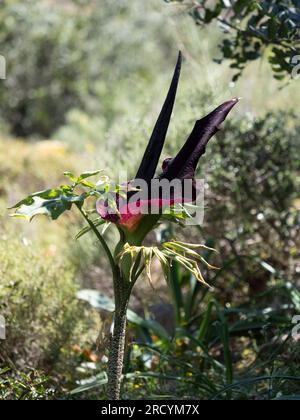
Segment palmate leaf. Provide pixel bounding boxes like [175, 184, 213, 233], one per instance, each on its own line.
[11, 188, 86, 221]
[11, 188, 62, 208]
[10, 170, 108, 221]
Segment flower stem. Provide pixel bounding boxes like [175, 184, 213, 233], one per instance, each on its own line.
[107, 278, 131, 400]
[76, 205, 136, 399]
[76, 205, 118, 280]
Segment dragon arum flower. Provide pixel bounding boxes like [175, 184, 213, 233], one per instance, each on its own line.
[11, 51, 240, 400]
[97, 52, 239, 244]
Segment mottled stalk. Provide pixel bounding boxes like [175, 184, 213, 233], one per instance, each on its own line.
[107, 275, 131, 400]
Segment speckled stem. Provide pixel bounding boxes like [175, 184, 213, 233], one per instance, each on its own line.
[107, 274, 131, 400]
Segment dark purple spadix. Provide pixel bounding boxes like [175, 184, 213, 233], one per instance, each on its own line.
[135, 51, 182, 184]
[160, 98, 239, 181]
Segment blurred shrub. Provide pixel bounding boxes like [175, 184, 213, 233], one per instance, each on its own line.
[0, 0, 91, 137]
[0, 135, 78, 200]
[123, 299, 300, 400]
[0, 226, 89, 370]
[202, 111, 300, 294]
[0, 132, 104, 397]
[61, 105, 300, 400]
[166, 0, 300, 81]
[0, 0, 176, 138]
[0, 367, 54, 400]
[72, 280, 300, 400]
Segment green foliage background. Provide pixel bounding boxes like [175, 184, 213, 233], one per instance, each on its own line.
[166, 0, 300, 81]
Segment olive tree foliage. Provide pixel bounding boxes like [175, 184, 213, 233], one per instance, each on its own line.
[0, 0, 175, 138]
[165, 0, 300, 81]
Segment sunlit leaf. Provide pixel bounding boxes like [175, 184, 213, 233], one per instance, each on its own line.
[11, 189, 86, 221]
[75, 218, 106, 240]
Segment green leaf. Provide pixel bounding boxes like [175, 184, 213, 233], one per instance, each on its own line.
[10, 188, 64, 209]
[77, 289, 169, 341]
[64, 170, 103, 184]
[168, 260, 183, 325]
[11, 189, 85, 221]
[215, 303, 233, 387]
[78, 170, 103, 181]
[75, 218, 106, 240]
[198, 300, 214, 341]
[63, 172, 77, 182]
[77, 290, 115, 312]
[259, 260, 276, 274]
[70, 372, 108, 395]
